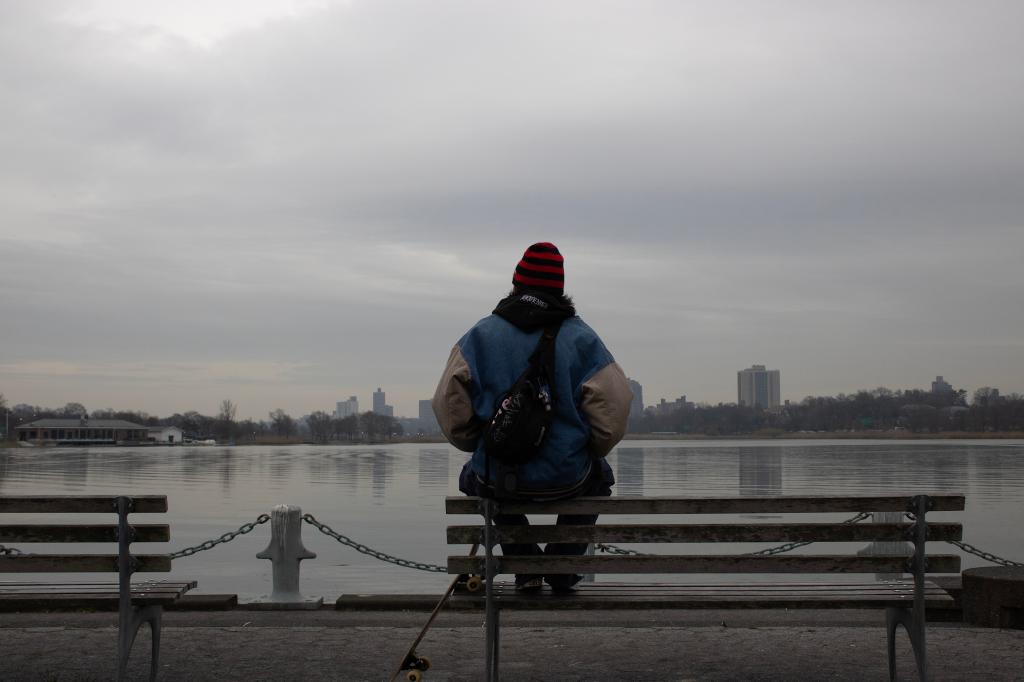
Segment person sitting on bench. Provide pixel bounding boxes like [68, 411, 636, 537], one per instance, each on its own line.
[432, 242, 632, 592]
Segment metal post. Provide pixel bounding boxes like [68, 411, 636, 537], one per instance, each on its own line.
[482, 498, 500, 682]
[116, 496, 132, 681]
[910, 494, 930, 680]
[886, 495, 932, 682]
[255, 505, 322, 608]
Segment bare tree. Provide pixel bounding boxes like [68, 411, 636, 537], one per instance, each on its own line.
[57, 402, 87, 418]
[307, 411, 333, 443]
[333, 415, 358, 441]
[269, 409, 296, 437]
[217, 399, 237, 441]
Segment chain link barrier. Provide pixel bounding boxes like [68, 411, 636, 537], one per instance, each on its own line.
[596, 511, 875, 558]
[162, 509, 1022, 569]
[169, 514, 271, 559]
[904, 512, 1021, 566]
[0, 544, 22, 557]
[302, 513, 447, 573]
[745, 511, 874, 556]
[599, 511, 1023, 565]
[946, 540, 1023, 567]
[594, 542, 645, 556]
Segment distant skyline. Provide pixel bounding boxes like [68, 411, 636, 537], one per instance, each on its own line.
[0, 371, 999, 422]
[2, 2, 1022, 421]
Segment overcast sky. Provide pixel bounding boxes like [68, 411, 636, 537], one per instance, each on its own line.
[1, 1, 1022, 421]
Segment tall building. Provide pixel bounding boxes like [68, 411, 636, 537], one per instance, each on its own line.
[737, 365, 781, 409]
[373, 388, 394, 417]
[931, 376, 953, 394]
[335, 396, 359, 418]
[418, 399, 440, 435]
[627, 378, 644, 418]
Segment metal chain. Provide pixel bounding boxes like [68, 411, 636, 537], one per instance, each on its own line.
[946, 540, 1023, 567]
[7, 505, 1019, 569]
[302, 513, 447, 573]
[745, 511, 873, 557]
[595, 542, 645, 556]
[169, 514, 271, 559]
[595, 511, 874, 558]
[906, 513, 1023, 566]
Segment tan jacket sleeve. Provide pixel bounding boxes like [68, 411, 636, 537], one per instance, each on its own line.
[580, 361, 632, 457]
[432, 345, 482, 452]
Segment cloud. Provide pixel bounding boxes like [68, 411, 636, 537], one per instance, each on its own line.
[1, 1, 1023, 417]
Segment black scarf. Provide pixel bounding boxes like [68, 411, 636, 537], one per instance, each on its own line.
[493, 289, 575, 332]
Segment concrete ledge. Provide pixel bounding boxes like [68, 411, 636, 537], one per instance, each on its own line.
[241, 597, 325, 611]
[962, 566, 1024, 628]
[336, 594, 447, 611]
[166, 594, 238, 611]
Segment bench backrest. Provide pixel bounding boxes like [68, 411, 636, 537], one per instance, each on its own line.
[0, 495, 172, 574]
[446, 495, 964, 577]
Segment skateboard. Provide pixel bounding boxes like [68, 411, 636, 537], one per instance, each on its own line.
[388, 543, 481, 682]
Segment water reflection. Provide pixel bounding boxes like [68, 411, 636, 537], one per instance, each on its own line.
[418, 449, 449, 489]
[857, 510, 912, 581]
[738, 447, 782, 496]
[614, 447, 645, 496]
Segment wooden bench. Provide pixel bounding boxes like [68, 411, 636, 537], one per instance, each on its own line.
[0, 495, 195, 681]
[447, 494, 965, 682]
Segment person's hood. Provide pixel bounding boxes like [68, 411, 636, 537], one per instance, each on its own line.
[492, 289, 575, 331]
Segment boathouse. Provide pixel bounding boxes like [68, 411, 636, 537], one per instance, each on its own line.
[15, 418, 150, 446]
[147, 425, 184, 444]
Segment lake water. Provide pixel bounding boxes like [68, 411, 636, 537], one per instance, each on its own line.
[2, 440, 1023, 600]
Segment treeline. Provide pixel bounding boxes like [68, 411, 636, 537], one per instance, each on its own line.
[630, 386, 1024, 435]
[0, 395, 402, 443]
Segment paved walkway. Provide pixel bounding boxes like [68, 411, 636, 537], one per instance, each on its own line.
[1, 609, 1022, 681]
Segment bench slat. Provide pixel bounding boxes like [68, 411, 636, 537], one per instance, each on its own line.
[0, 496, 168, 514]
[447, 522, 962, 544]
[446, 581, 955, 610]
[0, 524, 171, 543]
[0, 577, 194, 589]
[484, 582, 946, 593]
[0, 555, 173, 572]
[0, 580, 197, 611]
[448, 554, 961, 575]
[446, 495, 966, 515]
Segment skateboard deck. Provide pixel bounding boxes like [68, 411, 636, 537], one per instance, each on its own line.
[388, 543, 480, 682]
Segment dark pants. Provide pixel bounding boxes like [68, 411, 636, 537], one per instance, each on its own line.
[459, 459, 614, 589]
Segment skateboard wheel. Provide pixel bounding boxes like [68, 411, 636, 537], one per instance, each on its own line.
[465, 576, 483, 592]
[418, 656, 431, 670]
[406, 670, 423, 682]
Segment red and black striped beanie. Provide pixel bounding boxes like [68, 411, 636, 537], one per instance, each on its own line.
[513, 242, 564, 293]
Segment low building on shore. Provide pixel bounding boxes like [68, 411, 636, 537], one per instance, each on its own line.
[148, 425, 184, 444]
[16, 418, 150, 446]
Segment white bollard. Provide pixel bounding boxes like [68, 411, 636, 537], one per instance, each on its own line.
[254, 504, 323, 609]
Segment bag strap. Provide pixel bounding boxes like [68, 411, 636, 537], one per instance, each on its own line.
[487, 319, 565, 499]
[527, 321, 563, 373]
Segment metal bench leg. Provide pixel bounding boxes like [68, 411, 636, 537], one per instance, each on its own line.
[886, 495, 933, 682]
[148, 606, 163, 682]
[491, 606, 501, 682]
[482, 498, 500, 682]
[886, 606, 927, 682]
[886, 607, 904, 681]
[118, 604, 163, 681]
